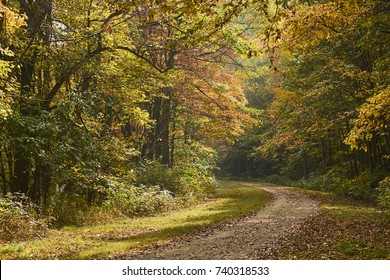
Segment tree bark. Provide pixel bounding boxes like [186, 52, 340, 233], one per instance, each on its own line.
[161, 88, 172, 166]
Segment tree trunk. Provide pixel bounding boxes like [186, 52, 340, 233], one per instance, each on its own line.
[161, 88, 172, 166]
[11, 153, 30, 194]
[151, 96, 162, 160]
[302, 150, 308, 179]
[12, 57, 35, 195]
[0, 151, 8, 196]
[170, 102, 177, 167]
[245, 155, 250, 178]
[321, 138, 327, 173]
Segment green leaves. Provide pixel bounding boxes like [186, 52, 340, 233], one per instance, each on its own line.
[0, 0, 258, 229]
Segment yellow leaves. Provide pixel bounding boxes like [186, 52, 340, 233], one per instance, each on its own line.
[0, 47, 14, 85]
[0, 46, 13, 58]
[0, 4, 26, 29]
[281, 0, 374, 54]
[0, 101, 12, 120]
[0, 4, 26, 84]
[122, 106, 152, 128]
[0, 88, 13, 119]
[0, 59, 11, 80]
[345, 87, 390, 150]
[0, 6, 16, 120]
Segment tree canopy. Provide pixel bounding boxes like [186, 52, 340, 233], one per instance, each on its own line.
[0, 0, 388, 229]
[220, 0, 389, 201]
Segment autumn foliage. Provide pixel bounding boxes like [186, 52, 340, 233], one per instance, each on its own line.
[0, 0, 388, 237]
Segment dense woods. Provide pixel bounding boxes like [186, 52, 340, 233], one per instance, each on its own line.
[219, 0, 389, 203]
[0, 0, 389, 240]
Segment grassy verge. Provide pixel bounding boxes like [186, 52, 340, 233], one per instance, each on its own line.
[0, 181, 271, 259]
[276, 189, 390, 260]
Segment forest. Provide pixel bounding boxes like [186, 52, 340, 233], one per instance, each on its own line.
[0, 0, 389, 253]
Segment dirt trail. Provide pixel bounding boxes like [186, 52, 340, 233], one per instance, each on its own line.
[125, 183, 319, 260]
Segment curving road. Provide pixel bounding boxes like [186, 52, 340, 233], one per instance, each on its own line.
[125, 183, 319, 260]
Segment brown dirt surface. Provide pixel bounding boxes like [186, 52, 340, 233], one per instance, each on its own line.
[121, 183, 319, 260]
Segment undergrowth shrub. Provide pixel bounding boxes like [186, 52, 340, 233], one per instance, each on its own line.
[136, 161, 180, 194]
[294, 169, 344, 192]
[264, 174, 292, 185]
[0, 193, 50, 242]
[377, 177, 390, 211]
[46, 193, 116, 227]
[338, 176, 374, 201]
[104, 176, 174, 216]
[47, 191, 89, 227]
[295, 168, 386, 202]
[337, 170, 387, 201]
[136, 160, 216, 199]
[2, 141, 218, 230]
[47, 155, 217, 226]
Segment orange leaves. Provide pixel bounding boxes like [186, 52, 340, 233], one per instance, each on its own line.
[172, 58, 250, 143]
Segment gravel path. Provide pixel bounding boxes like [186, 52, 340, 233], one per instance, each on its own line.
[124, 183, 319, 260]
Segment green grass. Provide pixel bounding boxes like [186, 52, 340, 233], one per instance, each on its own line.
[276, 188, 390, 260]
[0, 181, 271, 259]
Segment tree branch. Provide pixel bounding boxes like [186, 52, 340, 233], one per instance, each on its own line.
[192, 83, 227, 111]
[17, 0, 32, 17]
[44, 46, 111, 109]
[116, 45, 173, 73]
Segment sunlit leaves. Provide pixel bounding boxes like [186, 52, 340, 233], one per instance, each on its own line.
[280, 0, 374, 54]
[239, 0, 389, 185]
[0, 0, 260, 212]
[345, 87, 390, 151]
[172, 61, 250, 143]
